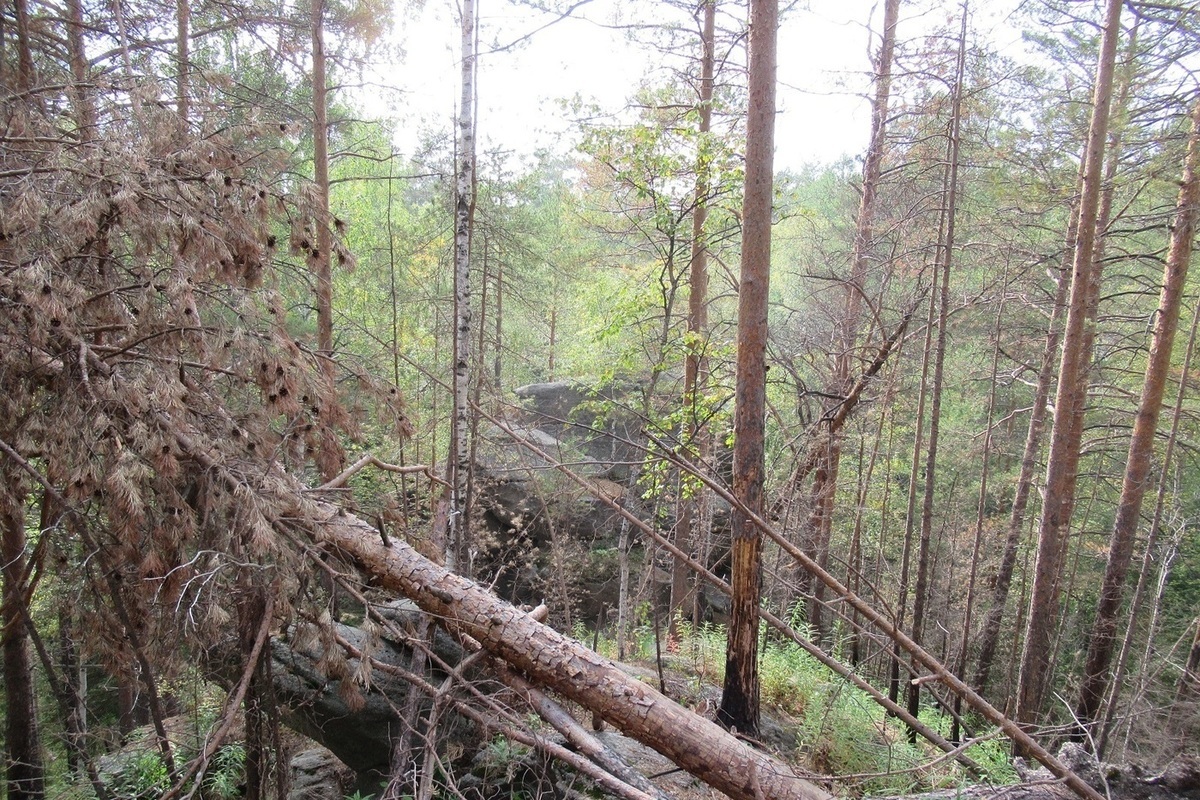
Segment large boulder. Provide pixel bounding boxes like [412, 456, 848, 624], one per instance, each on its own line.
[271, 601, 467, 788]
[288, 747, 355, 800]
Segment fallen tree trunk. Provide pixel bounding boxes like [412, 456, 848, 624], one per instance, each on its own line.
[315, 504, 831, 800]
[461, 409, 1102, 800]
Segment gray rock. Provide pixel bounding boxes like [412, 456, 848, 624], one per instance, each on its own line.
[288, 747, 355, 800]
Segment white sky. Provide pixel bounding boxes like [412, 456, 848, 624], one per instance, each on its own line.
[380, 0, 1027, 171]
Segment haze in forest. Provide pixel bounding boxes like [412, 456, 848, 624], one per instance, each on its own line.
[2, 0, 1200, 799]
[381, 0, 1029, 168]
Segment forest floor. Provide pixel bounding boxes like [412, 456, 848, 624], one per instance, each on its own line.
[588, 647, 1200, 800]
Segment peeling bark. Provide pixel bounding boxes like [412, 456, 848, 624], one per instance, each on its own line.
[722, 0, 778, 737]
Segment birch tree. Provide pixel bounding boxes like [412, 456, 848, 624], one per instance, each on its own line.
[450, 0, 477, 573]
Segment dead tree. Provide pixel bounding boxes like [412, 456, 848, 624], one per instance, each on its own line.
[316, 504, 830, 800]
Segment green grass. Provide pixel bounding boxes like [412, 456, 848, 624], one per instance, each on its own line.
[577, 615, 1019, 796]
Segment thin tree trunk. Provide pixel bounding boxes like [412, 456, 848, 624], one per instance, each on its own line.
[909, 7, 966, 733]
[1097, 288, 1200, 756]
[547, 306, 556, 380]
[311, 0, 332, 362]
[971, 235, 1070, 694]
[803, 0, 902, 635]
[66, 0, 96, 141]
[847, 415, 884, 667]
[956, 268, 1004, 743]
[464, 236, 490, 580]
[615, 461, 642, 661]
[1, 470, 45, 800]
[59, 608, 83, 774]
[1074, 95, 1200, 738]
[309, 0, 343, 488]
[1178, 618, 1200, 698]
[871, 357, 902, 680]
[240, 589, 270, 800]
[891, 274, 936, 710]
[450, 0, 477, 572]
[112, 0, 143, 116]
[176, 0, 190, 123]
[718, 0, 776, 738]
[1015, 0, 1123, 729]
[382, 617, 430, 799]
[669, 0, 716, 641]
[14, 0, 36, 92]
[493, 259, 502, 388]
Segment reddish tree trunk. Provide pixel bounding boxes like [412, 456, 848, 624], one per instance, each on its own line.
[1015, 0, 1123, 728]
[803, 0, 902, 636]
[1074, 95, 1200, 735]
[670, 0, 717, 637]
[176, 0, 189, 122]
[719, 0, 777, 738]
[321, 509, 830, 800]
[909, 2, 967, 732]
[972, 230, 1070, 694]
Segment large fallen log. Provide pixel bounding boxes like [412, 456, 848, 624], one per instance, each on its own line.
[315, 504, 832, 800]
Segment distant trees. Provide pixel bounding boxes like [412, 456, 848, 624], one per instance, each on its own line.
[6, 0, 1200, 795]
[800, 0, 901, 643]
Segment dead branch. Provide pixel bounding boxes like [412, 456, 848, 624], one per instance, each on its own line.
[317, 453, 448, 491]
[162, 594, 275, 800]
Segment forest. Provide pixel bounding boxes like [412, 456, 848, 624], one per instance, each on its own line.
[1, 0, 1199, 798]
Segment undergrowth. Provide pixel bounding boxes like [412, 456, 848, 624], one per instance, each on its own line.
[577, 615, 1018, 796]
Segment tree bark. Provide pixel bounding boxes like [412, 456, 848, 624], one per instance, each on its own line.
[494, 259, 502, 388]
[66, 0, 96, 141]
[311, 0, 332, 363]
[669, 0, 716, 640]
[450, 0, 477, 573]
[1, 469, 45, 800]
[1073, 94, 1200, 736]
[909, 2, 967, 733]
[319, 510, 831, 800]
[971, 227, 1070, 695]
[1098, 289, 1200, 756]
[176, 0, 190, 123]
[719, 0, 777, 738]
[309, 0, 342, 485]
[1179, 617, 1200, 698]
[892, 275, 935, 710]
[1015, 0, 1123, 729]
[13, 0, 36, 92]
[957, 256, 1003, 743]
